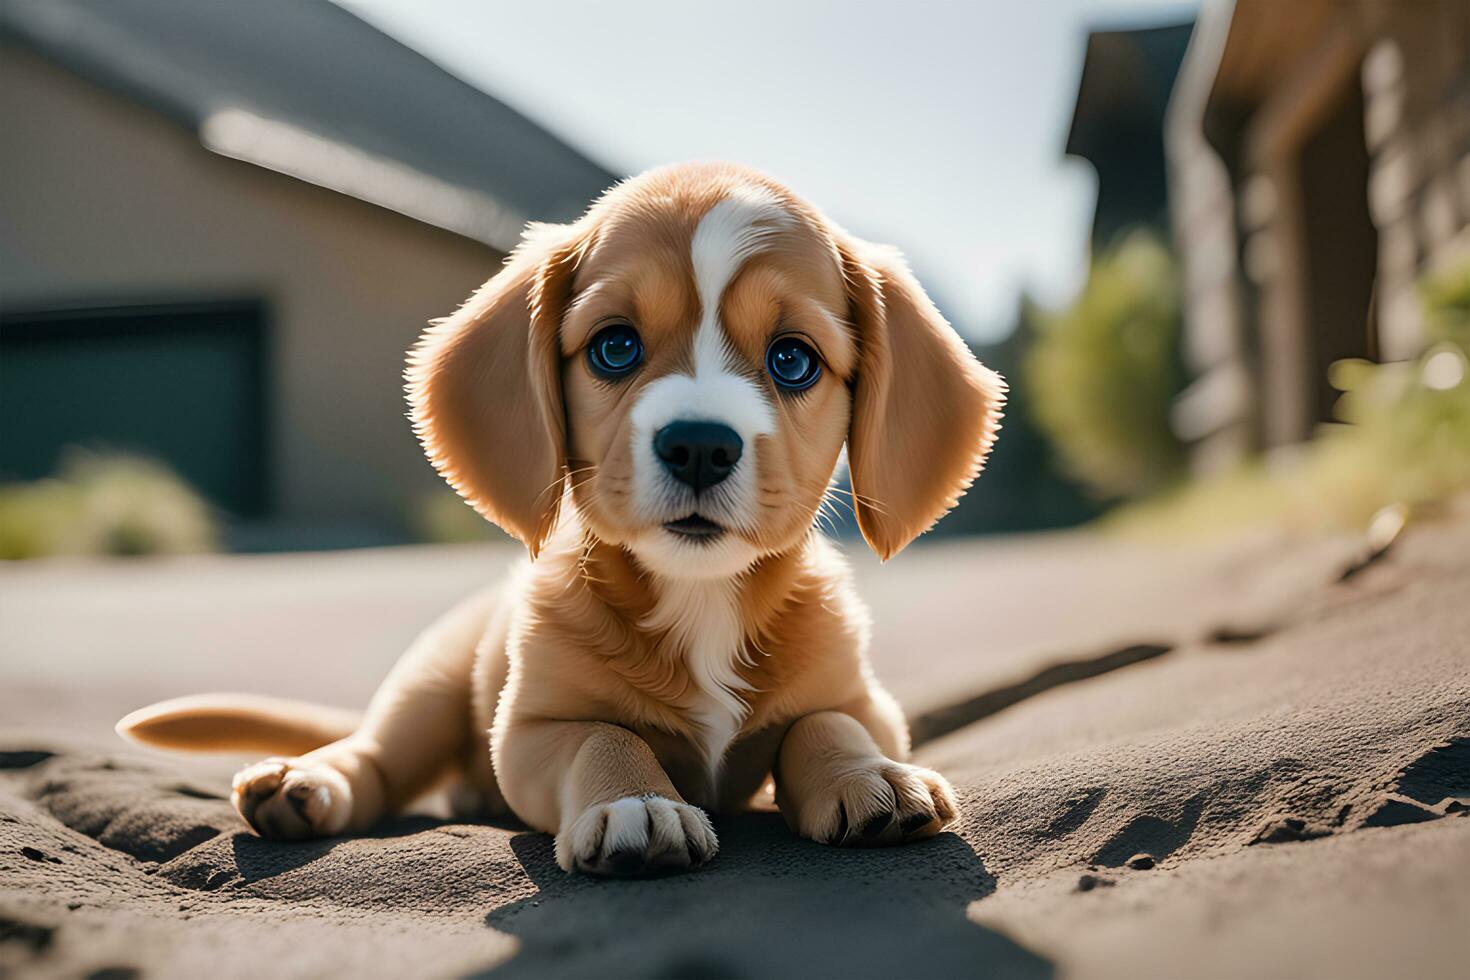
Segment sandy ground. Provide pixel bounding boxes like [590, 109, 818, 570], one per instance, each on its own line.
[1, 512, 1467, 978]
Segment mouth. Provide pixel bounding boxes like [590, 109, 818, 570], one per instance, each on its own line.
[662, 514, 725, 541]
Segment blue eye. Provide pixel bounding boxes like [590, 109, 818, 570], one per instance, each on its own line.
[766, 336, 821, 391]
[588, 323, 643, 379]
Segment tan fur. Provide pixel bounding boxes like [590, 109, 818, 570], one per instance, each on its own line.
[118, 694, 360, 756]
[117, 163, 1003, 875]
[840, 237, 1007, 559]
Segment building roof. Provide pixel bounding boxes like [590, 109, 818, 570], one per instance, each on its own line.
[1197, 0, 1352, 168]
[0, 0, 618, 251]
[1065, 22, 1194, 165]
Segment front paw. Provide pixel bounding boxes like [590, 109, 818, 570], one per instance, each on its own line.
[231, 757, 353, 840]
[794, 760, 958, 846]
[556, 794, 719, 876]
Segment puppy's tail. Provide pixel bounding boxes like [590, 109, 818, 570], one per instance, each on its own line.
[116, 694, 360, 756]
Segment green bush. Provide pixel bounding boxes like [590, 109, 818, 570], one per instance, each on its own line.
[0, 450, 218, 559]
[1311, 260, 1470, 521]
[1112, 258, 1470, 538]
[1025, 232, 1186, 499]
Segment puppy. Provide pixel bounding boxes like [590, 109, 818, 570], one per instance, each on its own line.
[118, 163, 1003, 875]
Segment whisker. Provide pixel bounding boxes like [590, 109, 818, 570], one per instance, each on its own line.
[825, 484, 891, 518]
[822, 487, 857, 520]
[813, 498, 841, 537]
[532, 464, 599, 513]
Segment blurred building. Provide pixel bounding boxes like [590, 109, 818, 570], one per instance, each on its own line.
[0, 0, 614, 547]
[1167, 0, 1470, 472]
[1065, 21, 1194, 250]
[931, 20, 1195, 536]
[960, 19, 1195, 529]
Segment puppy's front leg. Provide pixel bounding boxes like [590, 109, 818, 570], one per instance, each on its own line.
[496, 719, 718, 875]
[775, 701, 958, 846]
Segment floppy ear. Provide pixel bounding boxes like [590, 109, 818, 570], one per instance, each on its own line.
[406, 222, 586, 557]
[839, 234, 1005, 560]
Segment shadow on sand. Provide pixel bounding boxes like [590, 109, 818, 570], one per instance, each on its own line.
[476, 812, 1052, 979]
[222, 813, 451, 884]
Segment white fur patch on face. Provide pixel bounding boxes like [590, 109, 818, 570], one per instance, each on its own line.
[689, 185, 791, 363]
[627, 185, 791, 577]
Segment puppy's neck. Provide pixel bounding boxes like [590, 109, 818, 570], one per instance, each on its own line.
[642, 574, 752, 749]
[573, 529, 812, 643]
[563, 529, 813, 785]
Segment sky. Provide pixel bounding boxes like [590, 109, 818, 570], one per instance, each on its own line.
[341, 0, 1197, 341]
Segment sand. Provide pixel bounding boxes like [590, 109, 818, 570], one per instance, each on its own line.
[2, 510, 1467, 978]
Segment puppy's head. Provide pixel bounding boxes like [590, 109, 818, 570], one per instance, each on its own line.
[408, 163, 1002, 576]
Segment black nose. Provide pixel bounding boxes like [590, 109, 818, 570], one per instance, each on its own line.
[654, 421, 743, 491]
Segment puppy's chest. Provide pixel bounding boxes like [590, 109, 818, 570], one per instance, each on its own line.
[626, 632, 777, 810]
[624, 581, 782, 775]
